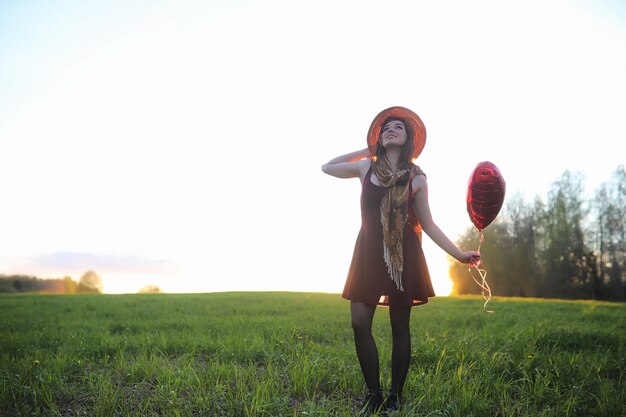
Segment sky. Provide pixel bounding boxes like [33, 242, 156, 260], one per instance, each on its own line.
[1, 0, 625, 295]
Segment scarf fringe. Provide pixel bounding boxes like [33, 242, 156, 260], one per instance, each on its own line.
[383, 243, 404, 292]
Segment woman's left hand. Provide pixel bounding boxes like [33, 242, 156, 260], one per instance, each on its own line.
[460, 251, 481, 266]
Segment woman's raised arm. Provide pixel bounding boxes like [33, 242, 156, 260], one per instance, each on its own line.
[321, 148, 371, 179]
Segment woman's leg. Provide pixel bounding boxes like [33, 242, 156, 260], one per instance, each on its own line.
[389, 304, 412, 398]
[350, 302, 381, 394]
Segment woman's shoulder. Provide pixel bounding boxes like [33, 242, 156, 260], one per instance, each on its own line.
[411, 163, 426, 177]
[411, 165, 427, 193]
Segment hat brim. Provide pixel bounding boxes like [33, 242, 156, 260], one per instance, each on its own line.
[367, 106, 426, 160]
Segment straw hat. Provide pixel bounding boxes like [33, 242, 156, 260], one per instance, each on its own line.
[367, 106, 427, 159]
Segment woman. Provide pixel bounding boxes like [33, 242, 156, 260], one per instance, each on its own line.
[321, 106, 480, 414]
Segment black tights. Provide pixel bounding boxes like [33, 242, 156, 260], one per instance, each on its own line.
[350, 302, 412, 396]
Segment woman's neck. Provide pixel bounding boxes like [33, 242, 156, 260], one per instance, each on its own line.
[384, 149, 402, 171]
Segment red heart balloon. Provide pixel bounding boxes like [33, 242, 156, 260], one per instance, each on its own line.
[466, 161, 506, 231]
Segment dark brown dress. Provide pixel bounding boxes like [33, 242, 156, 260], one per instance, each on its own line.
[342, 168, 435, 307]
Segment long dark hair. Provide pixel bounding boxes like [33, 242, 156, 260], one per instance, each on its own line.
[375, 117, 415, 169]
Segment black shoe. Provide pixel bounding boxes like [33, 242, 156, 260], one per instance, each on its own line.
[359, 390, 384, 415]
[384, 392, 400, 411]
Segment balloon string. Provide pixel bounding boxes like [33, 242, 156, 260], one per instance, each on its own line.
[469, 231, 493, 313]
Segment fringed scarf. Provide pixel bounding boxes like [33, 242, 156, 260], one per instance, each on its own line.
[373, 155, 424, 291]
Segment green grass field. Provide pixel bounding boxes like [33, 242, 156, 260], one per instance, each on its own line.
[1, 292, 624, 417]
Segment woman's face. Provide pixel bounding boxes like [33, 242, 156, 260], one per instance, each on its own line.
[381, 119, 407, 149]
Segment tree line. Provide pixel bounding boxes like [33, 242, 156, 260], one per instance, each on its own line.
[450, 166, 626, 302]
[0, 271, 103, 294]
[0, 272, 163, 294]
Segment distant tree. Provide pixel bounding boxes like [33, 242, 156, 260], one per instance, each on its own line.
[10, 275, 40, 292]
[40, 278, 65, 293]
[449, 220, 513, 296]
[0, 276, 17, 293]
[593, 166, 626, 301]
[504, 194, 542, 297]
[63, 276, 77, 294]
[78, 271, 103, 294]
[0, 275, 80, 294]
[449, 166, 626, 302]
[540, 171, 589, 298]
[139, 285, 163, 294]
